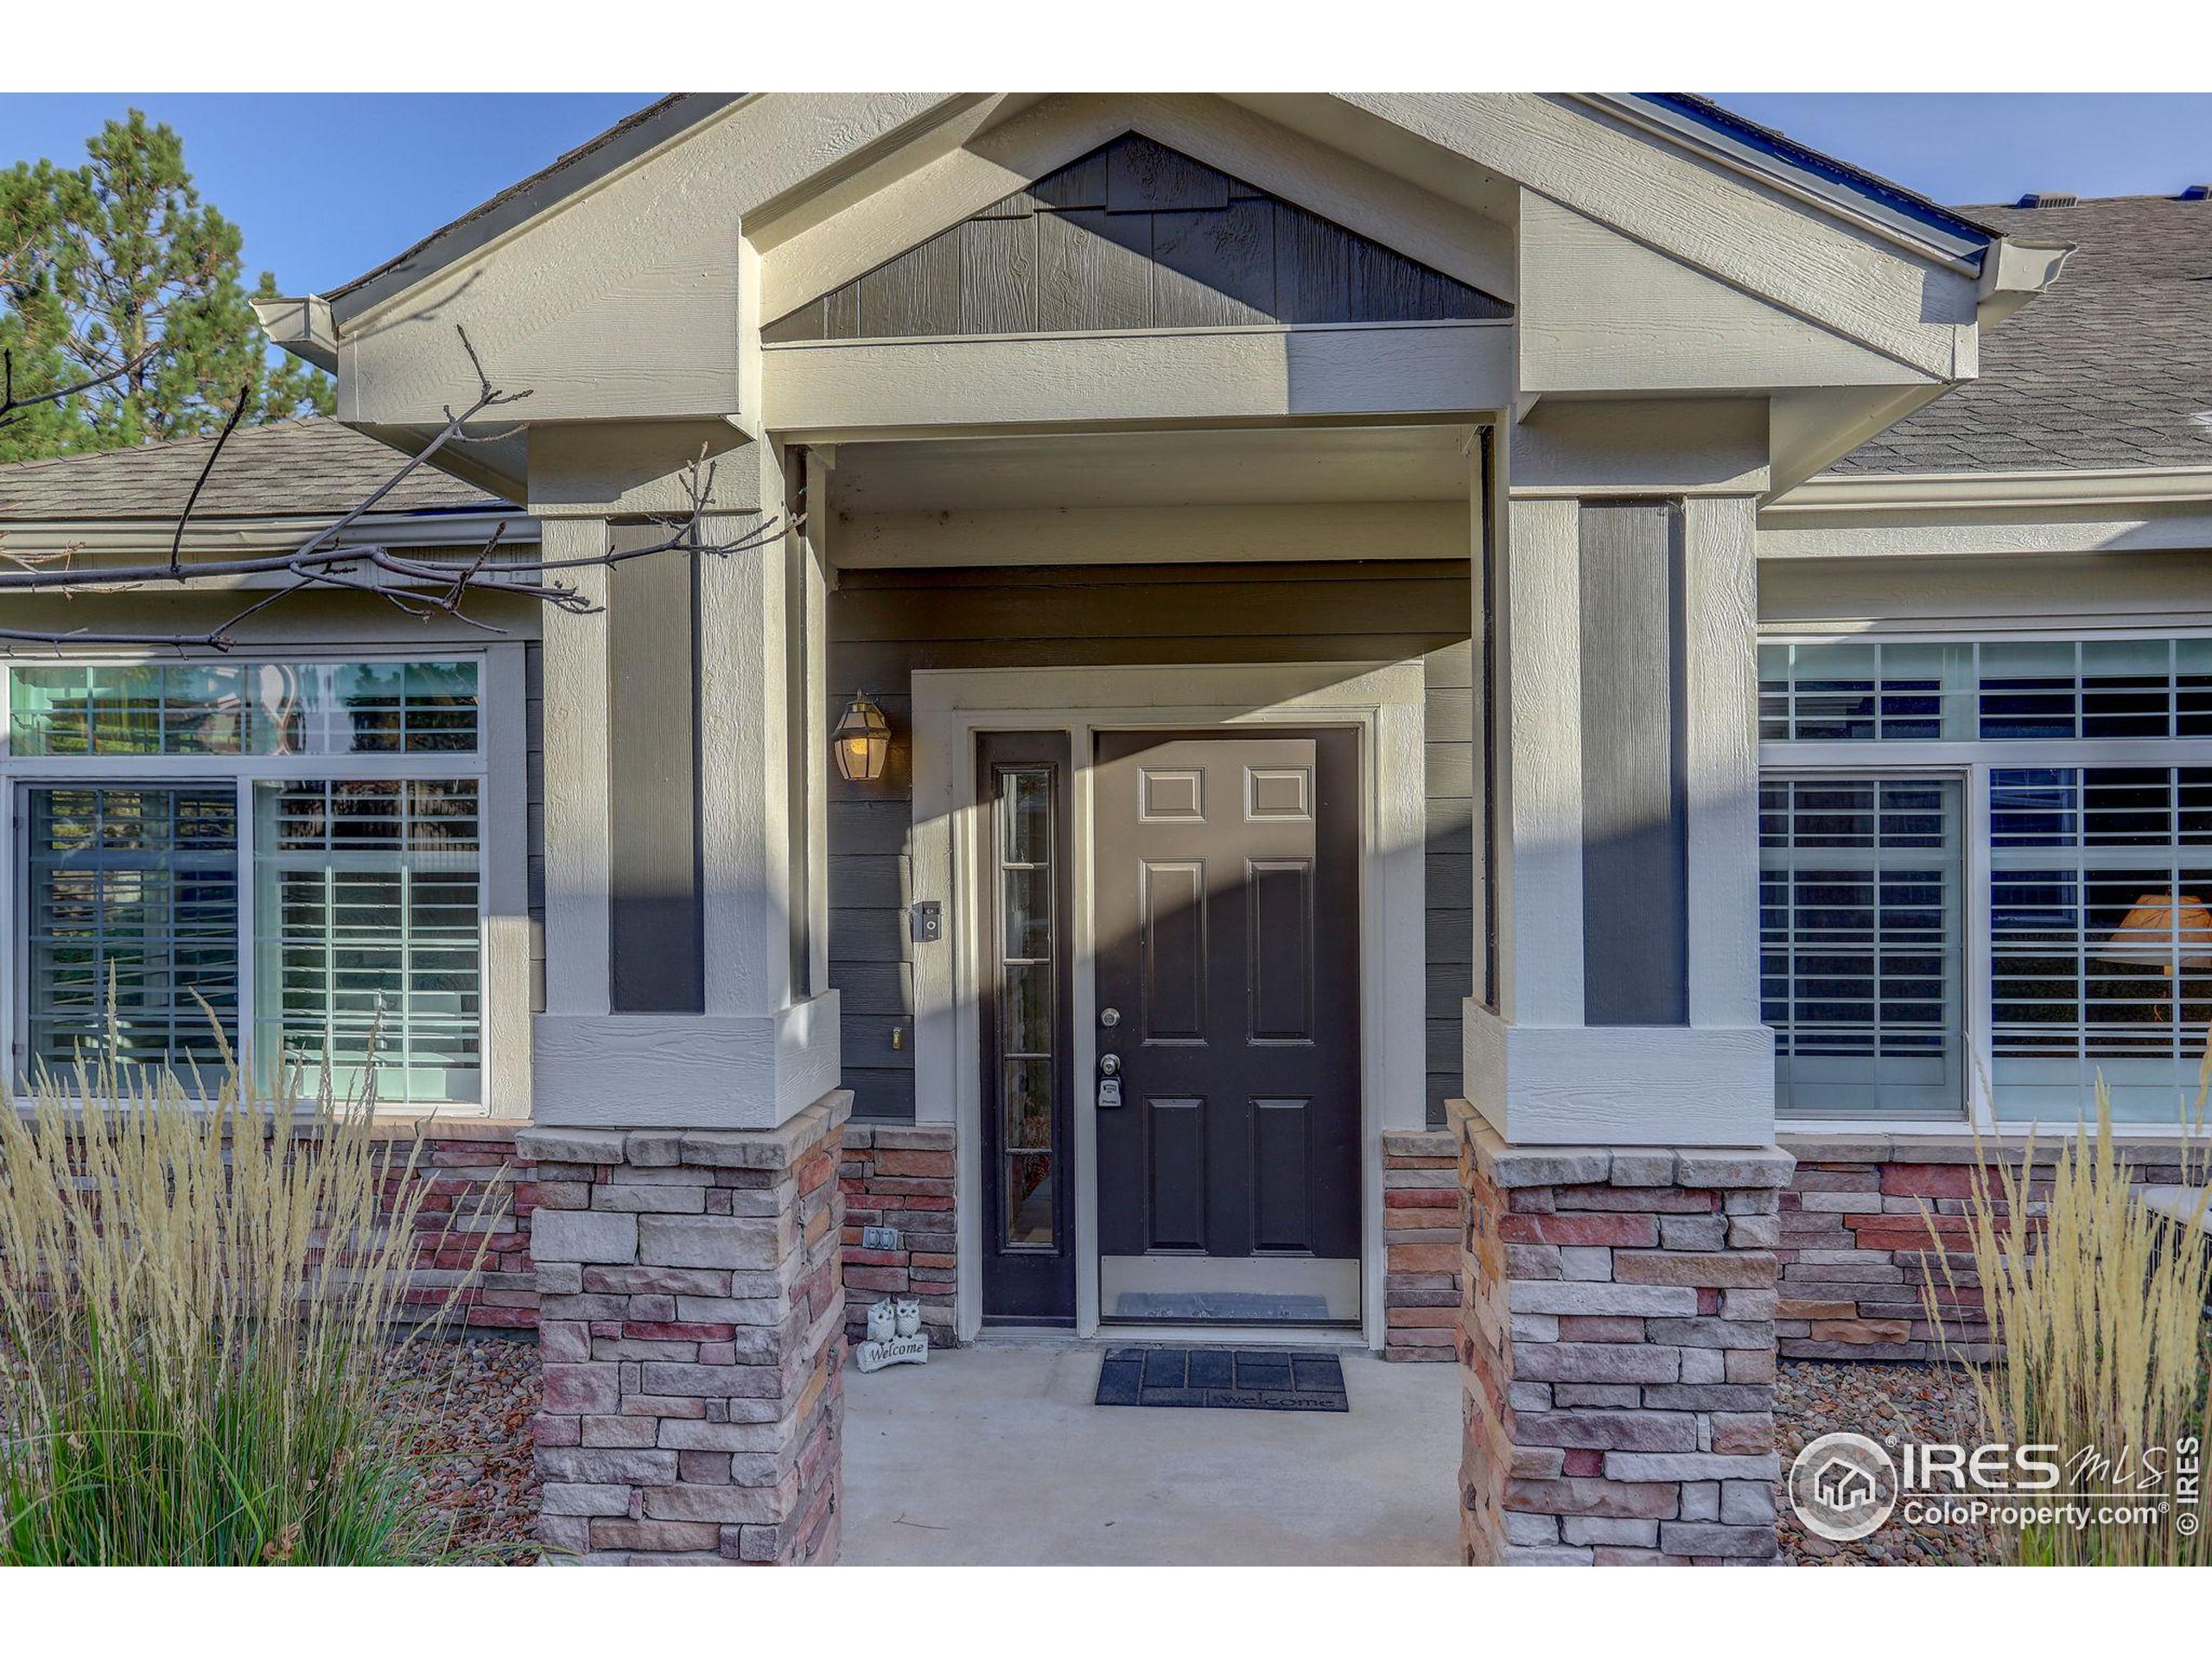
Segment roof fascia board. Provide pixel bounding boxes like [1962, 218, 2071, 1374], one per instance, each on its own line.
[1336, 92, 1982, 380]
[329, 94, 749, 327]
[332, 94, 991, 338]
[1581, 94, 1988, 270]
[1771, 465, 2212, 515]
[741, 94, 1039, 252]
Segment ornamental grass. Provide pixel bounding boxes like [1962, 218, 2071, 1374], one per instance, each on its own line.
[1924, 1077, 2212, 1567]
[0, 1019, 505, 1565]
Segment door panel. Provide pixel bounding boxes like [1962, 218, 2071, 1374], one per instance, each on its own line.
[1247, 858, 1314, 1042]
[1145, 1097, 1207, 1250]
[1140, 860, 1207, 1041]
[1249, 1097, 1313, 1251]
[1095, 729, 1360, 1324]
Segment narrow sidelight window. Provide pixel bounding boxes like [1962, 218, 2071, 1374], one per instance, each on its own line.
[995, 765, 1058, 1249]
[976, 731, 1075, 1325]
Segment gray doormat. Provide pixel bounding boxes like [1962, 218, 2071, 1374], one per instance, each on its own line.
[1094, 1346, 1349, 1412]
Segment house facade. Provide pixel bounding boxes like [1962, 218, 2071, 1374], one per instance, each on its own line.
[4, 93, 2209, 1566]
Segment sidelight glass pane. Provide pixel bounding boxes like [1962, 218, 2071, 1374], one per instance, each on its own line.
[22, 785, 239, 1079]
[993, 762, 1058, 1254]
[1003, 1058, 1053, 1152]
[1003, 962, 1053, 1056]
[1006, 1154, 1053, 1248]
[1003, 769, 1052, 866]
[252, 778, 482, 1105]
[1002, 867, 1053, 961]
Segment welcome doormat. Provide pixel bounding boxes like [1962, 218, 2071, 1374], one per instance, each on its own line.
[1093, 1346, 1349, 1412]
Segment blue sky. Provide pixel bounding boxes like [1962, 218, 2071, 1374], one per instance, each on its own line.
[0, 93, 2207, 296]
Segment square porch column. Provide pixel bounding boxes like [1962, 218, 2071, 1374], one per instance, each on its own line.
[1458, 404, 1788, 1564]
[523, 429, 846, 1564]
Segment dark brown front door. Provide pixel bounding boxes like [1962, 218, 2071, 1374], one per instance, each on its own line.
[1092, 730, 1361, 1324]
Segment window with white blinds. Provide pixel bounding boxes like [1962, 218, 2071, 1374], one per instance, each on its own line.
[1759, 776, 1965, 1119]
[1990, 766, 2212, 1122]
[23, 785, 241, 1078]
[1761, 633, 2212, 1128]
[8, 658, 489, 1107]
[252, 779, 483, 1106]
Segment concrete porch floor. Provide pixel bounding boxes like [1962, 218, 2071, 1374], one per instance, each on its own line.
[842, 1340, 1460, 1566]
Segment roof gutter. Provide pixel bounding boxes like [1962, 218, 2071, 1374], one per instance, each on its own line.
[1975, 236, 2075, 327]
[252, 293, 338, 374]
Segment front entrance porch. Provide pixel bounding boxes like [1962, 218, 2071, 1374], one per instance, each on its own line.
[841, 1340, 1459, 1566]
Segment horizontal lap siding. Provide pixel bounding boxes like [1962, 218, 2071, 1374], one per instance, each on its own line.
[825, 560, 1474, 1126]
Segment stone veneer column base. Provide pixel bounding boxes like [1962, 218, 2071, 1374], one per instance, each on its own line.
[518, 1090, 849, 1566]
[1453, 1101, 1794, 1566]
[840, 1123, 957, 1346]
[1383, 1128, 1465, 1360]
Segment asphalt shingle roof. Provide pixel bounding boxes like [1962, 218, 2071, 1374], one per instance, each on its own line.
[0, 418, 507, 523]
[1831, 194, 2212, 476]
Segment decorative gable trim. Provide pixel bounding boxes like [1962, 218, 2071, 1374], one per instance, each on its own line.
[764, 133, 1510, 342]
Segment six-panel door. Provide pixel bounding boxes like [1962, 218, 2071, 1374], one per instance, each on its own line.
[1091, 730, 1361, 1323]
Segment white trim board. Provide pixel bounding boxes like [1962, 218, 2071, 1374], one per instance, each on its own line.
[908, 660, 1428, 1351]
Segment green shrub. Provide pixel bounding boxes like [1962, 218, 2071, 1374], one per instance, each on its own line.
[0, 1031, 503, 1564]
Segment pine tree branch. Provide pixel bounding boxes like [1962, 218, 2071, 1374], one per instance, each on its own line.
[0, 341, 160, 430]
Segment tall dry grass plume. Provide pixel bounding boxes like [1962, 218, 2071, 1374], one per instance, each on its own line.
[1925, 1079, 2211, 1566]
[0, 1021, 505, 1563]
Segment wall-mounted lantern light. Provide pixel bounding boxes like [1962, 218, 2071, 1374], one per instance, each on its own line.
[834, 691, 892, 782]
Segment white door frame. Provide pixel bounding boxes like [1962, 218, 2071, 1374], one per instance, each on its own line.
[909, 660, 1428, 1348]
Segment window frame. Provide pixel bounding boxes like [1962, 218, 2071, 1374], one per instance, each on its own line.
[1761, 626, 2212, 1136]
[1, 645, 524, 1117]
[1759, 763, 1973, 1125]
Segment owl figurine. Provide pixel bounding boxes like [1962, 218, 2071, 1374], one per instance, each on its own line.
[893, 1296, 923, 1338]
[865, 1298, 897, 1343]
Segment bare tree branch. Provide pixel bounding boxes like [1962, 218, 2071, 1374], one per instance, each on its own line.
[0, 328, 795, 652]
[169, 383, 250, 577]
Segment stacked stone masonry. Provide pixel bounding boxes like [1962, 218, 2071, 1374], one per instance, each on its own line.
[1455, 1102, 1794, 1566]
[517, 1091, 849, 1566]
[1777, 1133, 2204, 1362]
[840, 1122, 957, 1346]
[371, 1122, 537, 1333]
[1384, 1128, 1464, 1361]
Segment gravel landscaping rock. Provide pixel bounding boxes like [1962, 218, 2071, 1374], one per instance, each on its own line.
[380, 1335, 542, 1564]
[1774, 1358, 1996, 1566]
[368, 1347, 1996, 1566]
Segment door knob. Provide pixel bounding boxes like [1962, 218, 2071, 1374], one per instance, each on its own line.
[1099, 1053, 1121, 1077]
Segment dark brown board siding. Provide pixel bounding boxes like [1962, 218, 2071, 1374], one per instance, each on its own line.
[765, 132, 1510, 342]
[824, 560, 1473, 1127]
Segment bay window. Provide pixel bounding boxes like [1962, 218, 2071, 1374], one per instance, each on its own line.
[7, 657, 495, 1108]
[1760, 636, 2212, 1128]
